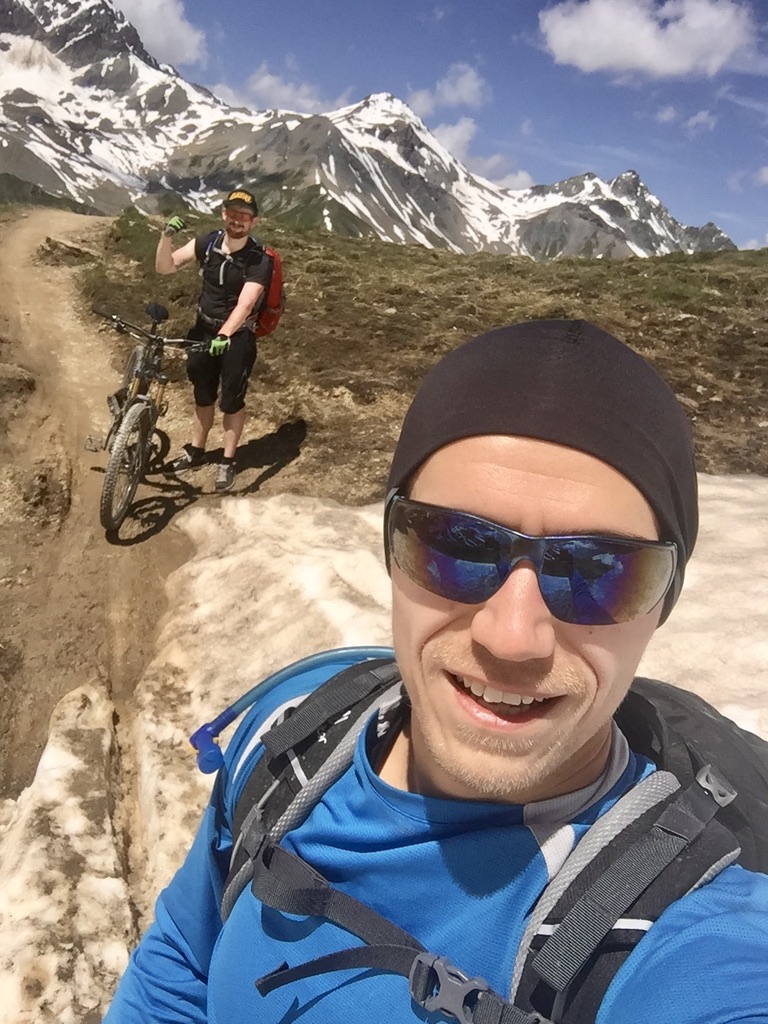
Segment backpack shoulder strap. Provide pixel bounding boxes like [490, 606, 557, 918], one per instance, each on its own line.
[510, 677, 763, 1022]
[197, 229, 224, 266]
[240, 234, 261, 256]
[220, 657, 402, 920]
[243, 765, 736, 1024]
[221, 667, 755, 1023]
[516, 767, 739, 1022]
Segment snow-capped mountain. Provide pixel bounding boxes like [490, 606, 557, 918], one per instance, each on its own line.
[0, 0, 736, 259]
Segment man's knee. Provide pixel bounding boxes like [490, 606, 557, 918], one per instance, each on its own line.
[219, 360, 252, 414]
[219, 392, 247, 415]
[192, 379, 219, 407]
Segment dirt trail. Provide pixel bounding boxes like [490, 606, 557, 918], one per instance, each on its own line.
[0, 209, 192, 798]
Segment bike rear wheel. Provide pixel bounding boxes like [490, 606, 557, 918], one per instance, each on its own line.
[99, 402, 151, 531]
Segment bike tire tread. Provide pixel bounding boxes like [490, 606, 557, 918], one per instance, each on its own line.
[99, 403, 151, 532]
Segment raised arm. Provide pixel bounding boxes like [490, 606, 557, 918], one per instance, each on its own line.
[156, 216, 197, 275]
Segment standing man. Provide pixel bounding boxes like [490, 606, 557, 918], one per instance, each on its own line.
[104, 321, 768, 1023]
[156, 189, 272, 492]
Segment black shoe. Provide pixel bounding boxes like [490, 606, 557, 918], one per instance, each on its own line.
[215, 461, 236, 492]
[165, 445, 205, 475]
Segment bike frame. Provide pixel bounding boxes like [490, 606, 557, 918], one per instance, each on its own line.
[105, 312, 169, 441]
[98, 305, 198, 450]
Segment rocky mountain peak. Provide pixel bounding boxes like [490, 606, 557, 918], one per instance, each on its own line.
[0, 0, 159, 69]
[330, 91, 427, 133]
[611, 169, 645, 197]
[550, 172, 600, 198]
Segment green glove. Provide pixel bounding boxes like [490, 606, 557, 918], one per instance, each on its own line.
[209, 334, 230, 356]
[163, 215, 185, 236]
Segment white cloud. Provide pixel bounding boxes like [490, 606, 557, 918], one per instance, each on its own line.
[435, 62, 490, 107]
[521, 118, 534, 136]
[407, 88, 437, 119]
[111, 0, 206, 66]
[656, 104, 678, 122]
[684, 108, 717, 133]
[213, 63, 350, 114]
[539, 0, 766, 79]
[407, 63, 491, 117]
[433, 116, 534, 191]
[244, 64, 327, 112]
[756, 166, 768, 185]
[433, 115, 479, 160]
[419, 5, 448, 22]
[493, 169, 536, 190]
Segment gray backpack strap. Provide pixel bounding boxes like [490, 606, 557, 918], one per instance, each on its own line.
[513, 767, 740, 1023]
[509, 770, 680, 1001]
[269, 681, 402, 841]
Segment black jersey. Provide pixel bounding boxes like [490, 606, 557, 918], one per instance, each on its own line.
[194, 231, 271, 323]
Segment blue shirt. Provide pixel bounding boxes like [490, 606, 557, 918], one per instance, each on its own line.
[105, 662, 768, 1023]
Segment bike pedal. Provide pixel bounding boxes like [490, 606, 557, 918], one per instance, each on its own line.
[84, 435, 105, 452]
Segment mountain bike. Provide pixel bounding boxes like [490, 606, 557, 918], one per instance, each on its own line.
[88, 302, 203, 532]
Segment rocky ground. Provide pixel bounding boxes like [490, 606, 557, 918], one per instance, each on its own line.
[0, 209, 193, 799]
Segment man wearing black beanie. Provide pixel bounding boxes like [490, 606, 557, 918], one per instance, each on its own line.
[106, 321, 768, 1024]
[381, 319, 695, 805]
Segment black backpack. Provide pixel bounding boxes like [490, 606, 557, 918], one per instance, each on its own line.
[214, 654, 768, 1024]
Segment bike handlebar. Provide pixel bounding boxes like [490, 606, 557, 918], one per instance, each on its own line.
[94, 309, 161, 342]
[94, 308, 203, 350]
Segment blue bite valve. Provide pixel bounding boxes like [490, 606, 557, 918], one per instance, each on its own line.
[189, 724, 225, 774]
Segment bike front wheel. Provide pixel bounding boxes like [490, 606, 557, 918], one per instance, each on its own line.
[99, 402, 151, 531]
[121, 344, 148, 394]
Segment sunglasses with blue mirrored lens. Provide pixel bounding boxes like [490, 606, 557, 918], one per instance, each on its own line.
[386, 496, 677, 626]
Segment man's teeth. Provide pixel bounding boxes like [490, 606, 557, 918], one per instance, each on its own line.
[457, 676, 548, 706]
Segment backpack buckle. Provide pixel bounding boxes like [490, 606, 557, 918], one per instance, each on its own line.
[696, 764, 737, 807]
[409, 953, 489, 1024]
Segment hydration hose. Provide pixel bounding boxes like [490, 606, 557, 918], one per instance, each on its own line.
[189, 645, 396, 773]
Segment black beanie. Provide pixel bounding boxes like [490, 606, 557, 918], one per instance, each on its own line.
[386, 320, 698, 623]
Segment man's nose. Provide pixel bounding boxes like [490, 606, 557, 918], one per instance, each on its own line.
[469, 562, 556, 662]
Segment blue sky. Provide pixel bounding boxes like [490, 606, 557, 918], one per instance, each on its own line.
[114, 0, 768, 249]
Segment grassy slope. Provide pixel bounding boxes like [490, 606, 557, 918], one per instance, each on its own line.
[80, 209, 768, 500]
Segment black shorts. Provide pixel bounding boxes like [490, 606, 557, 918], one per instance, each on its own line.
[185, 321, 257, 414]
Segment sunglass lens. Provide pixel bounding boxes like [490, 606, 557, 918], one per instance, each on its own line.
[539, 541, 675, 624]
[390, 505, 504, 603]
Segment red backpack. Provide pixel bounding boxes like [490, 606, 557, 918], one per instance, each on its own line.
[253, 244, 285, 337]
